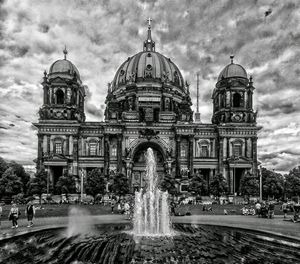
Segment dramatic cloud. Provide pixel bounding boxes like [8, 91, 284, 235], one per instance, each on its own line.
[0, 0, 299, 173]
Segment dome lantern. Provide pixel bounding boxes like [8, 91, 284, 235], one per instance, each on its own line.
[143, 17, 155, 52]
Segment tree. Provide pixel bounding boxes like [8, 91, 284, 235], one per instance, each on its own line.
[261, 167, 284, 199]
[285, 166, 300, 198]
[0, 157, 8, 177]
[27, 169, 49, 204]
[9, 162, 30, 194]
[86, 168, 107, 199]
[55, 170, 76, 201]
[240, 172, 259, 196]
[189, 173, 208, 196]
[0, 167, 23, 199]
[109, 173, 130, 197]
[160, 173, 179, 196]
[210, 173, 228, 198]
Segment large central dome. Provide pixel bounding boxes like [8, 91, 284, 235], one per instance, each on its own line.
[105, 21, 192, 124]
[111, 51, 185, 91]
[111, 22, 185, 92]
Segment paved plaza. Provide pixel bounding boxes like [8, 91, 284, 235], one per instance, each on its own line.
[1, 214, 299, 242]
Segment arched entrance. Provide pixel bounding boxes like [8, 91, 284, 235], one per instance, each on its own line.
[131, 141, 166, 191]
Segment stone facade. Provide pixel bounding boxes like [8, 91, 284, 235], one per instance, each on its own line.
[33, 26, 261, 195]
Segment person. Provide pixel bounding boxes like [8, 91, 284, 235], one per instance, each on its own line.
[249, 206, 255, 216]
[255, 201, 261, 217]
[124, 202, 130, 215]
[241, 206, 248, 215]
[110, 199, 115, 214]
[281, 200, 288, 219]
[268, 202, 275, 219]
[117, 202, 122, 214]
[292, 203, 300, 223]
[25, 201, 35, 227]
[224, 209, 228, 215]
[9, 203, 20, 228]
[170, 202, 176, 216]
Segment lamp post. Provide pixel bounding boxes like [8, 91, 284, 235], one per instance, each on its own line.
[232, 156, 239, 196]
[80, 169, 85, 203]
[259, 165, 262, 201]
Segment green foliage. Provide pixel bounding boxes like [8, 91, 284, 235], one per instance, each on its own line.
[160, 174, 178, 196]
[28, 169, 49, 203]
[55, 170, 76, 196]
[210, 173, 228, 197]
[189, 173, 208, 196]
[0, 157, 8, 177]
[86, 168, 107, 198]
[285, 166, 300, 197]
[9, 162, 30, 194]
[240, 172, 259, 196]
[261, 167, 284, 199]
[109, 173, 130, 196]
[0, 167, 23, 199]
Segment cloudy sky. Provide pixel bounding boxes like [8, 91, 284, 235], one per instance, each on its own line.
[0, 0, 299, 174]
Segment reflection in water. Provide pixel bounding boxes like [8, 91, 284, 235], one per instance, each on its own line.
[0, 224, 299, 264]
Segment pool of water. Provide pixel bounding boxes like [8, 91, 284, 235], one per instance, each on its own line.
[0, 223, 299, 264]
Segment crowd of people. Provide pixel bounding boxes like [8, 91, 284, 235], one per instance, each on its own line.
[0, 198, 299, 231]
[110, 198, 134, 219]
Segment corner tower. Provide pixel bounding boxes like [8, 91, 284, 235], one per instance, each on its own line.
[39, 47, 86, 122]
[212, 56, 256, 125]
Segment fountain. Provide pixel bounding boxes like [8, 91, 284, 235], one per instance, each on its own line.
[133, 148, 172, 236]
[1, 148, 300, 263]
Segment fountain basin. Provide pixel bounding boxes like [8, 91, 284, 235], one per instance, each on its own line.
[0, 223, 299, 264]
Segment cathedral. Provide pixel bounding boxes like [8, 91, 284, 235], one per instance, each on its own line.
[33, 22, 260, 195]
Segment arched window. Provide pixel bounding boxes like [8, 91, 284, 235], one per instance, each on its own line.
[89, 142, 97, 156]
[232, 141, 242, 157]
[53, 138, 63, 154]
[233, 93, 241, 107]
[56, 89, 64, 104]
[220, 93, 225, 108]
[111, 145, 117, 157]
[198, 140, 210, 157]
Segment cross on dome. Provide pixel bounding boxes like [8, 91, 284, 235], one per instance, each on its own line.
[143, 17, 155, 51]
[147, 17, 152, 28]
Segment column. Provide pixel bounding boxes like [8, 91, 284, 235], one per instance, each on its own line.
[245, 137, 248, 157]
[227, 138, 230, 157]
[104, 135, 110, 176]
[98, 136, 102, 156]
[66, 135, 70, 156]
[73, 136, 78, 176]
[47, 135, 50, 155]
[188, 135, 194, 177]
[82, 137, 86, 156]
[126, 162, 133, 192]
[229, 168, 234, 194]
[37, 134, 43, 169]
[223, 138, 227, 159]
[117, 134, 123, 172]
[209, 169, 213, 193]
[175, 135, 181, 178]
[218, 137, 224, 174]
[252, 137, 258, 176]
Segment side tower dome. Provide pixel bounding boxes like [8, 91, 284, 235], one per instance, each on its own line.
[105, 20, 192, 124]
[38, 47, 86, 122]
[212, 56, 256, 124]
